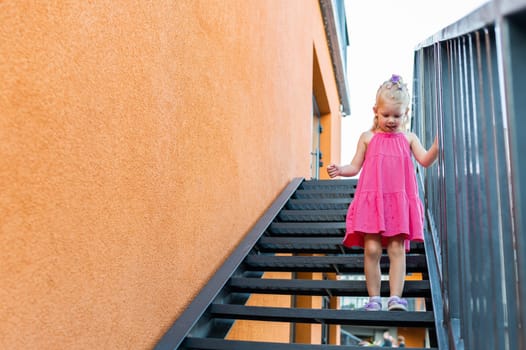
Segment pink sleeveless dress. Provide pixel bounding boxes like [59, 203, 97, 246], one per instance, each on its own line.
[342, 132, 424, 252]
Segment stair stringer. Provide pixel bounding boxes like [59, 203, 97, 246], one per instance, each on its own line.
[154, 178, 304, 350]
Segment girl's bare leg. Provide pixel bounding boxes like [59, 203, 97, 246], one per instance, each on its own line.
[363, 234, 383, 297]
[387, 236, 406, 297]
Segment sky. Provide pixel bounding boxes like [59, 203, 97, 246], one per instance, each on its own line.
[341, 0, 490, 164]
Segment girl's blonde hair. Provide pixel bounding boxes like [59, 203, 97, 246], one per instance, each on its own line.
[371, 74, 411, 131]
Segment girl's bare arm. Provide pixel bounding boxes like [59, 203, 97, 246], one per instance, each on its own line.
[327, 132, 369, 177]
[409, 133, 438, 168]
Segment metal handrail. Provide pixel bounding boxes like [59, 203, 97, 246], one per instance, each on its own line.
[412, 1, 526, 348]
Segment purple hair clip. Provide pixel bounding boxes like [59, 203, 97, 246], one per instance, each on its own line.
[384, 74, 405, 91]
[378, 74, 406, 95]
[390, 74, 401, 84]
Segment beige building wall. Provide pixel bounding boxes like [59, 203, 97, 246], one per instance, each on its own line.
[0, 1, 344, 348]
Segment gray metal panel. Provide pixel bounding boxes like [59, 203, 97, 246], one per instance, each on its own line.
[318, 0, 351, 115]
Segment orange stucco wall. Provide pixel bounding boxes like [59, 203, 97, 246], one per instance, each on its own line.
[0, 1, 343, 348]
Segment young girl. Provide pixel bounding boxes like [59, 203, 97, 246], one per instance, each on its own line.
[327, 74, 438, 311]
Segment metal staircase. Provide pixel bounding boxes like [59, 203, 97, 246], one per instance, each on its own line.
[156, 178, 441, 349]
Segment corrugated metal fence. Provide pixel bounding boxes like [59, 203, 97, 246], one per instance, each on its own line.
[412, 1, 526, 349]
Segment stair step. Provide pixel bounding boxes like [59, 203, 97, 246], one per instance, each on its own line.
[209, 304, 435, 327]
[293, 189, 354, 199]
[183, 337, 437, 350]
[243, 255, 427, 273]
[286, 198, 352, 210]
[300, 179, 358, 190]
[269, 222, 345, 235]
[228, 278, 431, 297]
[257, 237, 358, 254]
[257, 237, 425, 254]
[278, 209, 347, 222]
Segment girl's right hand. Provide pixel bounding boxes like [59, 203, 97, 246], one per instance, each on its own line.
[326, 164, 340, 178]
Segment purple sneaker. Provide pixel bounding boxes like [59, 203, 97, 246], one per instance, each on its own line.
[363, 297, 382, 311]
[387, 296, 408, 311]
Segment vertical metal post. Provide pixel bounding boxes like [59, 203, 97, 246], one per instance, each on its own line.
[496, 9, 526, 350]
